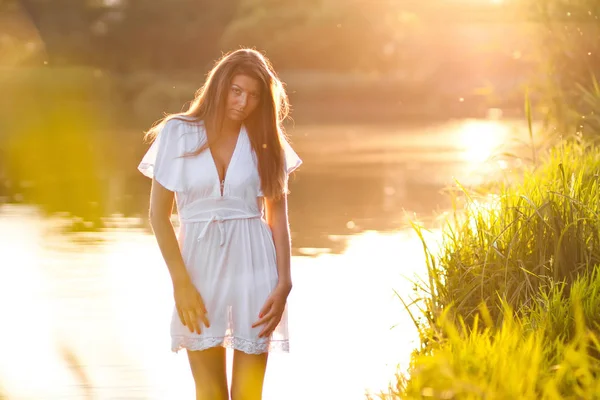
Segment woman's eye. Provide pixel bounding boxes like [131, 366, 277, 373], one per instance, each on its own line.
[232, 88, 241, 94]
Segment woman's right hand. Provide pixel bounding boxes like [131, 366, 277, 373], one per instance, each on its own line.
[173, 279, 210, 334]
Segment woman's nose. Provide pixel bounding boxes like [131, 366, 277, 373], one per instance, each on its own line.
[238, 94, 248, 109]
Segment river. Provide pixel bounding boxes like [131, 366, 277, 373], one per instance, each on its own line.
[0, 117, 531, 399]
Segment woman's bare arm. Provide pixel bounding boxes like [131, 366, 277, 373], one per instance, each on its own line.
[149, 179, 209, 333]
[251, 194, 293, 336]
[264, 194, 292, 294]
[148, 179, 190, 287]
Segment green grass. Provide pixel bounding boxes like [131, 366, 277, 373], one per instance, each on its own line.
[376, 140, 600, 399]
[387, 287, 600, 399]
[420, 142, 600, 328]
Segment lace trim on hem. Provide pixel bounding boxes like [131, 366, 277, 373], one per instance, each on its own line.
[171, 335, 289, 354]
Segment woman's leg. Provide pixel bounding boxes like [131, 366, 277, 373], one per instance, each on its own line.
[187, 347, 228, 400]
[230, 350, 268, 400]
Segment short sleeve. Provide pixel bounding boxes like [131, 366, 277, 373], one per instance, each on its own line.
[137, 119, 187, 192]
[282, 139, 302, 175]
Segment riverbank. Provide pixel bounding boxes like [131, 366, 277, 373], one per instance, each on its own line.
[387, 141, 600, 398]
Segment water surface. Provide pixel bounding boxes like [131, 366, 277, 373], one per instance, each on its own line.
[0, 118, 529, 399]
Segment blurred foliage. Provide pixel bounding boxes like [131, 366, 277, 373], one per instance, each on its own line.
[521, 0, 600, 138]
[219, 0, 421, 72]
[0, 0, 528, 77]
[0, 67, 119, 225]
[1, 0, 236, 71]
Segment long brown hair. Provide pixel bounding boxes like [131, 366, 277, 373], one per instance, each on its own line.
[144, 48, 291, 198]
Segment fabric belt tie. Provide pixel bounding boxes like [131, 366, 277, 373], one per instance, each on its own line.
[195, 214, 261, 246]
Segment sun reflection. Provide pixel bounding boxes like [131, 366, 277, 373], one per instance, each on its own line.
[0, 206, 77, 398]
[318, 228, 441, 397]
[459, 120, 509, 164]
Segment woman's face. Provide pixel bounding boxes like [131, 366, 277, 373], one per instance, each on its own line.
[225, 74, 261, 122]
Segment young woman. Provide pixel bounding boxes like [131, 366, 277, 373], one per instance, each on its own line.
[138, 48, 302, 400]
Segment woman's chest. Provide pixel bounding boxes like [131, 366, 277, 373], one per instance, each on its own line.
[183, 148, 261, 199]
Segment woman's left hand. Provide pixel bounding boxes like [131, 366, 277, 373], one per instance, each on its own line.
[252, 284, 291, 338]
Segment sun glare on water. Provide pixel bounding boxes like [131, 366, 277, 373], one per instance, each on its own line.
[459, 120, 509, 164]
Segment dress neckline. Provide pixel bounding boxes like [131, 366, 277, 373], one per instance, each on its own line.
[207, 125, 245, 197]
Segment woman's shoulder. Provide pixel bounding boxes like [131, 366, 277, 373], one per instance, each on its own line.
[163, 115, 204, 132]
[161, 116, 206, 145]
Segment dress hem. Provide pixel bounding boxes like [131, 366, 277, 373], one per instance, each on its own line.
[171, 335, 290, 355]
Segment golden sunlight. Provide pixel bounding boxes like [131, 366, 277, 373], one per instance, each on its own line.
[0, 207, 75, 398]
[460, 0, 503, 3]
[459, 120, 509, 164]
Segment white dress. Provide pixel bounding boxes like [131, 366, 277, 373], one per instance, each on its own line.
[137, 117, 302, 354]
